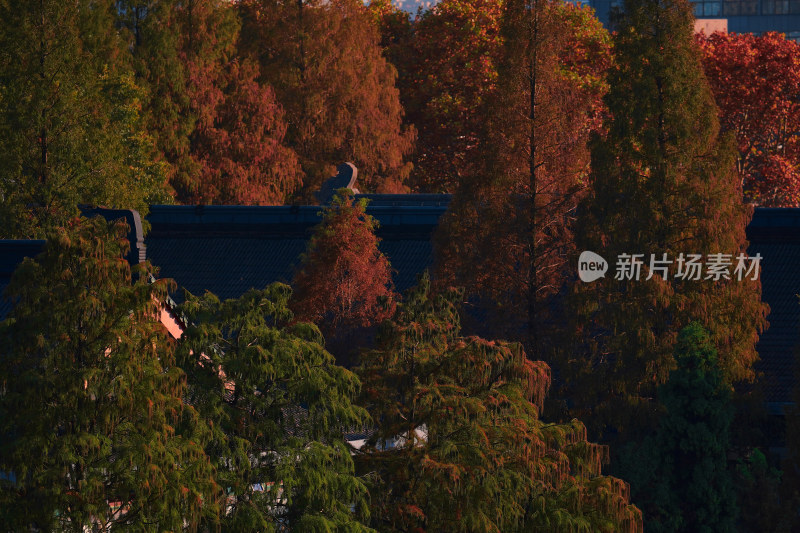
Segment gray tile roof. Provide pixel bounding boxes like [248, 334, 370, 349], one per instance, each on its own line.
[747, 209, 800, 406]
[144, 197, 449, 302]
[1, 202, 799, 411]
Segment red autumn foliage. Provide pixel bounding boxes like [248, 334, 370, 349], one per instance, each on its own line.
[401, 0, 504, 193]
[187, 58, 302, 205]
[698, 31, 800, 206]
[291, 189, 396, 342]
[238, 0, 415, 197]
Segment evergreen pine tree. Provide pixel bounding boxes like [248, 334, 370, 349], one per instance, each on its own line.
[0, 216, 218, 530]
[176, 283, 373, 531]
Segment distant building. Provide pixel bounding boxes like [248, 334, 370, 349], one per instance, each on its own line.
[579, 0, 800, 37]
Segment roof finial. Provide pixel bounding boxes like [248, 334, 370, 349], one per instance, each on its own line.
[315, 163, 359, 204]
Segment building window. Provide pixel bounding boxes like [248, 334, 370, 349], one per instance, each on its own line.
[787, 31, 800, 42]
[722, 0, 759, 13]
[762, 0, 789, 12]
[694, 0, 722, 15]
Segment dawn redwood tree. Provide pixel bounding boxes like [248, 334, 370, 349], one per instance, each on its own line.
[355, 275, 643, 532]
[116, 0, 302, 204]
[565, 0, 767, 439]
[619, 324, 737, 532]
[291, 188, 396, 361]
[0, 0, 170, 238]
[187, 57, 303, 205]
[434, 0, 611, 348]
[238, 0, 415, 197]
[176, 283, 373, 531]
[115, 0, 196, 197]
[0, 216, 218, 530]
[401, 0, 505, 193]
[698, 31, 800, 207]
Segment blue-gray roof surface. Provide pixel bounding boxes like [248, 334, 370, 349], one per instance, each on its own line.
[144, 197, 450, 302]
[1, 202, 799, 410]
[747, 208, 800, 406]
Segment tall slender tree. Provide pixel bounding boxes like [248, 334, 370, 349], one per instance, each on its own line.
[401, 0, 505, 193]
[434, 0, 611, 349]
[564, 0, 767, 439]
[0, 0, 170, 238]
[0, 216, 219, 530]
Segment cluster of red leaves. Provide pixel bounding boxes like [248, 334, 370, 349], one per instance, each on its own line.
[698, 31, 800, 206]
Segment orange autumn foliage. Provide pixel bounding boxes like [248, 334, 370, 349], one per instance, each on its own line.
[291, 189, 396, 343]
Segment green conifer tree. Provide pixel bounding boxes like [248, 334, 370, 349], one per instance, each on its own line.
[564, 0, 767, 438]
[0, 216, 218, 530]
[0, 0, 170, 238]
[176, 283, 373, 531]
[621, 323, 737, 532]
[356, 275, 643, 532]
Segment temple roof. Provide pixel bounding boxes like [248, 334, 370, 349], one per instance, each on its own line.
[2, 203, 799, 408]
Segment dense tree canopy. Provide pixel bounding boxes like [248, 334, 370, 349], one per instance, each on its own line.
[434, 0, 612, 347]
[400, 0, 505, 193]
[176, 283, 373, 531]
[238, 0, 415, 198]
[698, 31, 800, 207]
[564, 0, 767, 440]
[0, 0, 170, 238]
[356, 276, 643, 532]
[117, 0, 303, 205]
[0, 216, 218, 530]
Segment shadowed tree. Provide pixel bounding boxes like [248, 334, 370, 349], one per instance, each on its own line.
[619, 324, 737, 532]
[355, 275, 643, 532]
[0, 216, 219, 530]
